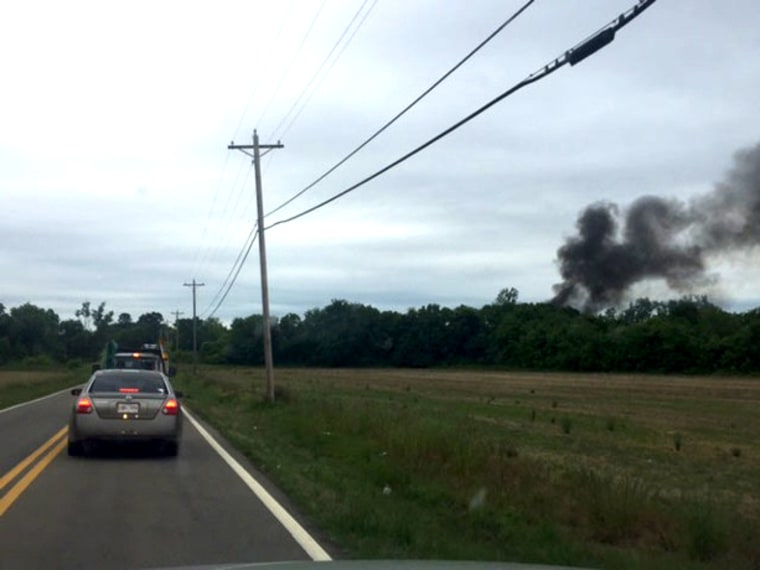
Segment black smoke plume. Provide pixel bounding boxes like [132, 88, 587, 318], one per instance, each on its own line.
[553, 141, 760, 312]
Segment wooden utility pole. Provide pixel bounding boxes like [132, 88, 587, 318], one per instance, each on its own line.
[171, 310, 184, 353]
[183, 280, 204, 374]
[228, 130, 283, 403]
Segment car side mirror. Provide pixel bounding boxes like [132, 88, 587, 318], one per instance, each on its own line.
[71, 388, 82, 396]
[175, 390, 185, 399]
[168, 366, 177, 377]
[91, 363, 101, 373]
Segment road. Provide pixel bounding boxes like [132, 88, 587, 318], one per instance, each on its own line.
[0, 388, 331, 569]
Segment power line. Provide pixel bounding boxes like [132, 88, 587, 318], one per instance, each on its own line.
[201, 0, 656, 319]
[256, 0, 328, 129]
[268, 0, 375, 142]
[265, 0, 537, 219]
[205, 0, 534, 314]
[205, 228, 259, 320]
[190, 150, 231, 275]
[265, 0, 658, 232]
[194, 164, 253, 280]
[275, 0, 380, 141]
[198, 2, 376, 319]
[201, 223, 258, 317]
[230, 1, 292, 142]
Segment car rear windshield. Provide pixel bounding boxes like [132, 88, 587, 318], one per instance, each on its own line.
[115, 356, 160, 370]
[90, 374, 168, 394]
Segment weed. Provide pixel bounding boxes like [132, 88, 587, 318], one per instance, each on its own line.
[685, 501, 729, 561]
[552, 400, 558, 409]
[0, 369, 79, 410]
[730, 447, 742, 458]
[273, 384, 295, 403]
[173, 366, 760, 569]
[673, 432, 683, 452]
[574, 469, 664, 547]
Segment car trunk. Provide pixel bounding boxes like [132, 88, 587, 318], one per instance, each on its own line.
[91, 393, 166, 420]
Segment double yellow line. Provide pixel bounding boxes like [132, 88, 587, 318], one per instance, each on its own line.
[0, 426, 67, 517]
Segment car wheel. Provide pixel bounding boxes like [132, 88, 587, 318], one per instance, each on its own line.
[163, 441, 179, 457]
[68, 440, 85, 457]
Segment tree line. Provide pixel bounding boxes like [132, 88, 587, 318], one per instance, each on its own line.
[1, 290, 759, 374]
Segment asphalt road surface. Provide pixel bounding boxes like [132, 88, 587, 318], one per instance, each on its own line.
[0, 388, 331, 569]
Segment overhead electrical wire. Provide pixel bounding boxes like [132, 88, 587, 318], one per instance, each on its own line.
[256, 0, 328, 129]
[202, 0, 514, 317]
[265, 0, 538, 219]
[203, 0, 657, 318]
[264, 0, 658, 232]
[199, 0, 376, 316]
[194, 164, 253, 279]
[191, 150, 231, 275]
[192, 2, 293, 280]
[275, 0, 380, 141]
[201, 225, 259, 318]
[231, 1, 292, 142]
[268, 0, 376, 142]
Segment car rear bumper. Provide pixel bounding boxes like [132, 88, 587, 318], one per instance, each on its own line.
[70, 413, 182, 442]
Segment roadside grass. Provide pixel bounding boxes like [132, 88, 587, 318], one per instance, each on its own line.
[176, 367, 760, 569]
[0, 368, 87, 410]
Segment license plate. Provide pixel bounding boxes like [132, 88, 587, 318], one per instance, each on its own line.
[117, 403, 139, 414]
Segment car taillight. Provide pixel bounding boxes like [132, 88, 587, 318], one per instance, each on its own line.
[163, 398, 179, 415]
[76, 397, 93, 414]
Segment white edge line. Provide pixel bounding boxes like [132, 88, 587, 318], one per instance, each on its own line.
[0, 384, 81, 415]
[183, 407, 333, 562]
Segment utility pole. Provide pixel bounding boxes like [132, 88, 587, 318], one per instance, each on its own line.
[171, 310, 184, 353]
[228, 130, 283, 403]
[183, 280, 204, 374]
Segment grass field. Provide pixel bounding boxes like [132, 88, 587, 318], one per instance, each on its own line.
[0, 369, 84, 410]
[175, 367, 760, 569]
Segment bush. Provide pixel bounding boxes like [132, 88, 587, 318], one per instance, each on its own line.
[19, 355, 56, 370]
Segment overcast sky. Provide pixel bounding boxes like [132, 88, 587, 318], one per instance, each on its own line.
[2, 0, 759, 324]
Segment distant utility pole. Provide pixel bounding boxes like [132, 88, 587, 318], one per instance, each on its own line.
[228, 130, 284, 403]
[171, 310, 184, 353]
[183, 280, 204, 374]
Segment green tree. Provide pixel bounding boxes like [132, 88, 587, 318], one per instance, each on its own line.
[495, 287, 519, 306]
[227, 314, 265, 364]
[75, 301, 92, 330]
[9, 303, 61, 359]
[92, 301, 114, 330]
[0, 303, 10, 364]
[59, 319, 93, 361]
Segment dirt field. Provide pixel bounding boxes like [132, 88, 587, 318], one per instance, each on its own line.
[207, 367, 760, 513]
[0, 370, 69, 386]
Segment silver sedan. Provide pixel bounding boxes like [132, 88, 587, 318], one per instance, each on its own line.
[68, 369, 184, 457]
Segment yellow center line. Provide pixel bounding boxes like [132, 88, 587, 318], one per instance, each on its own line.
[0, 425, 69, 517]
[0, 425, 67, 492]
[0, 436, 67, 517]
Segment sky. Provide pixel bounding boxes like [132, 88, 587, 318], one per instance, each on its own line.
[2, 0, 759, 325]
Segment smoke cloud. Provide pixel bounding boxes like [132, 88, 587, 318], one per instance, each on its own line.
[553, 141, 760, 311]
